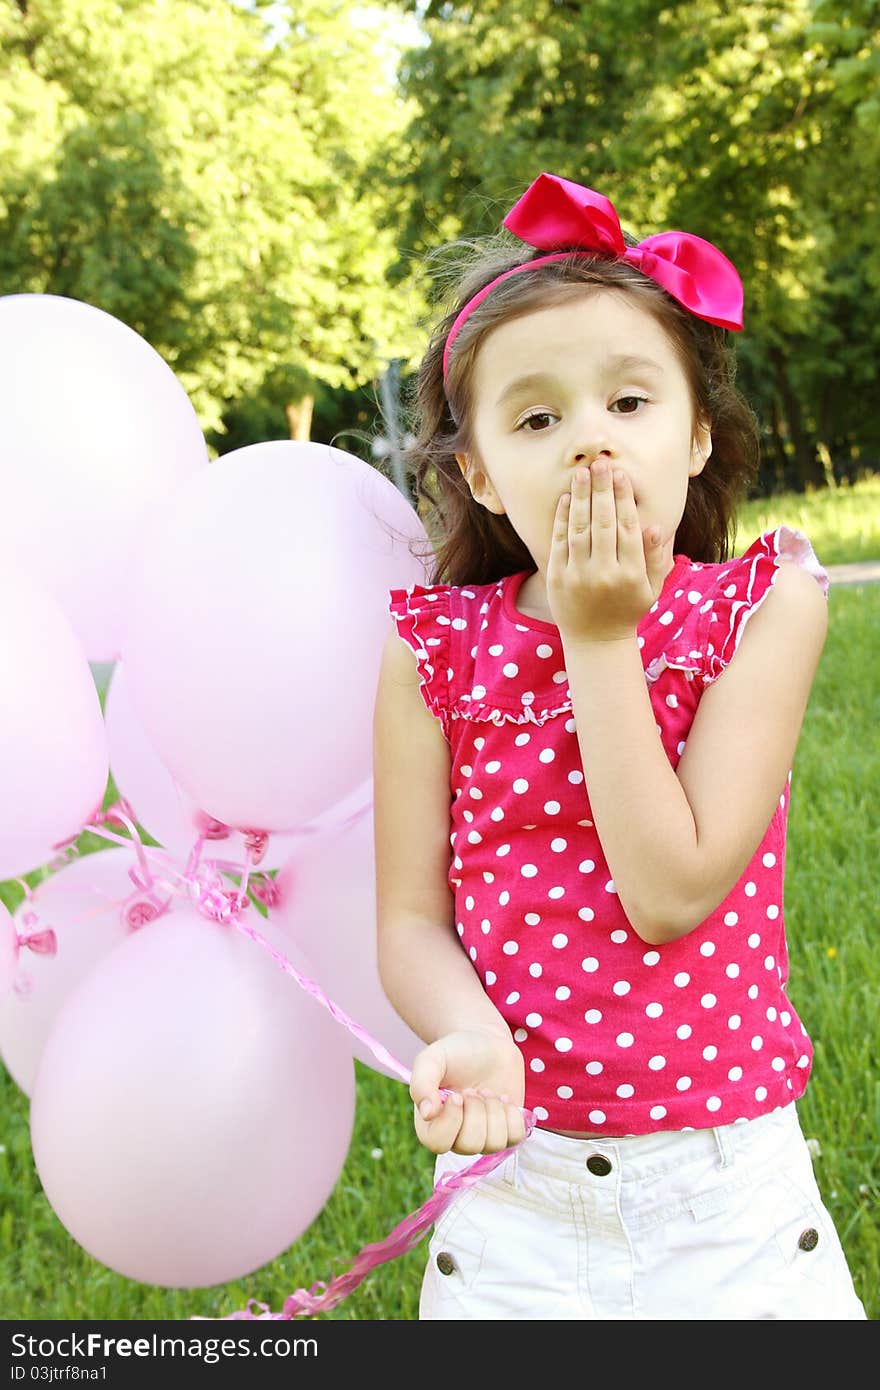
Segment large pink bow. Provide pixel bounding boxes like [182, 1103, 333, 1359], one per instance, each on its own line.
[443, 172, 743, 379]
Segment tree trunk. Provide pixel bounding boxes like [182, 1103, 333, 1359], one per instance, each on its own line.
[769, 348, 822, 489]
[285, 395, 314, 441]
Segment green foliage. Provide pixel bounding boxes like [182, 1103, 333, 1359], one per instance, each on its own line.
[0, 0, 428, 435]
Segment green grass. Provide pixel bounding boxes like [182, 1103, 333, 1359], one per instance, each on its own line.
[735, 474, 880, 566]
[2, 481, 878, 1321]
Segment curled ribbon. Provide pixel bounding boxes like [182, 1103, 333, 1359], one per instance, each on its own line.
[443, 171, 744, 379]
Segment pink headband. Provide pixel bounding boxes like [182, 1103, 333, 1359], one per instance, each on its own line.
[442, 172, 744, 382]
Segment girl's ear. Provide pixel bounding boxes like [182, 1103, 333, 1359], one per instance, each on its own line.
[455, 452, 506, 516]
[689, 418, 713, 477]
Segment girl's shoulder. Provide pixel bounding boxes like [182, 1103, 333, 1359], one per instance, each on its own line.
[663, 525, 829, 688]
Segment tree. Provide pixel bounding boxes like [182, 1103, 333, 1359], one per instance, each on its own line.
[0, 0, 427, 437]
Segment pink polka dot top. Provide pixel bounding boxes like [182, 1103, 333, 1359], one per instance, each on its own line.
[387, 526, 830, 1135]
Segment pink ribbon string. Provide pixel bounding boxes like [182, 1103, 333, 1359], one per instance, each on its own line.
[21, 798, 535, 1318]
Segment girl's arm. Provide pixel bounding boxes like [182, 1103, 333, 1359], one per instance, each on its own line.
[563, 560, 828, 944]
[373, 627, 526, 1152]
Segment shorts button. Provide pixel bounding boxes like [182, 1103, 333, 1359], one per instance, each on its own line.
[436, 1251, 457, 1275]
[798, 1228, 819, 1252]
[586, 1154, 612, 1176]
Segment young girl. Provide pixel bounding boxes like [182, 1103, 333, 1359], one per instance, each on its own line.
[373, 173, 866, 1320]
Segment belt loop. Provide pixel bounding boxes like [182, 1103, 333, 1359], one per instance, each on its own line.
[713, 1123, 733, 1170]
[503, 1146, 521, 1188]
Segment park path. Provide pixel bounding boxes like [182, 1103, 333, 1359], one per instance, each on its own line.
[824, 560, 880, 586]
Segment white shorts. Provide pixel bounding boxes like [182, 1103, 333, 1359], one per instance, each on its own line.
[420, 1102, 866, 1320]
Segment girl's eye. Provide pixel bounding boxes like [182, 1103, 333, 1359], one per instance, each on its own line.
[517, 411, 557, 431]
[610, 395, 648, 414]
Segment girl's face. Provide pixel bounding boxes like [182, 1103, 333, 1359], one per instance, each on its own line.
[456, 289, 711, 584]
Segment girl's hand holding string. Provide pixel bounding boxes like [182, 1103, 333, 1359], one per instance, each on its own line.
[547, 460, 676, 644]
[409, 1028, 527, 1155]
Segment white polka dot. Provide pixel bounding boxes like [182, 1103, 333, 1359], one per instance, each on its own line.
[529, 962, 543, 978]
[568, 769, 584, 784]
[700, 941, 716, 957]
[673, 972, 690, 987]
[645, 1002, 663, 1018]
[539, 748, 556, 764]
[533, 1106, 549, 1121]
[762, 852, 776, 868]
[550, 838, 567, 852]
[555, 1037, 573, 1053]
[613, 980, 631, 996]
[498, 891, 510, 906]
[512, 779, 529, 794]
[584, 1009, 602, 1024]
[578, 859, 596, 873]
[747, 933, 761, 948]
[578, 907, 595, 921]
[520, 863, 538, 877]
[703, 1045, 718, 1061]
[556, 986, 571, 1001]
[530, 1058, 545, 1073]
[676, 1024, 692, 1040]
[502, 941, 519, 955]
[536, 643, 553, 658]
[605, 879, 617, 894]
[649, 1105, 667, 1120]
[764, 955, 776, 971]
[588, 1110, 607, 1125]
[701, 993, 717, 1008]
[754, 1086, 768, 1102]
[610, 930, 628, 944]
[502, 662, 519, 678]
[616, 1083, 635, 1099]
[585, 1061, 603, 1075]
[766, 904, 779, 920]
[751, 1036, 763, 1051]
[616, 1032, 635, 1048]
[505, 992, 520, 1005]
[687, 590, 702, 604]
[780, 1011, 791, 1026]
[485, 759, 501, 773]
[648, 1055, 666, 1071]
[744, 881, 757, 897]
[525, 1012, 543, 1027]
[557, 1085, 574, 1099]
[480, 919, 491, 934]
[514, 1028, 528, 1042]
[766, 1006, 777, 1022]
[724, 911, 738, 926]
[728, 1014, 742, 1030]
[544, 801, 562, 814]
[706, 1096, 722, 1112]
[676, 1076, 692, 1091]
[725, 963, 740, 978]
[771, 1057, 785, 1072]
[514, 733, 530, 746]
[548, 886, 565, 899]
[488, 643, 504, 657]
[659, 610, 674, 626]
[551, 933, 569, 948]
[748, 984, 759, 1000]
[524, 912, 540, 926]
[728, 1066, 743, 1081]
[643, 951, 660, 966]
[581, 957, 599, 973]
[485, 971, 496, 985]
[468, 946, 477, 960]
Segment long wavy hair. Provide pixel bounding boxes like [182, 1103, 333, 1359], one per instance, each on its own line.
[400, 231, 760, 586]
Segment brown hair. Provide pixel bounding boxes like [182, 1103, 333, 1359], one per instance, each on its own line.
[400, 231, 760, 585]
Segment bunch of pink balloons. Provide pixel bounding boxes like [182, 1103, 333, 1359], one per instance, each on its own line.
[0, 293, 432, 1288]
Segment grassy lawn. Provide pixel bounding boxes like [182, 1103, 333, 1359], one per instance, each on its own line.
[2, 478, 877, 1321]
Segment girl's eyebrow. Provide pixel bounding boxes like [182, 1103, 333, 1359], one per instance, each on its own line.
[494, 354, 665, 408]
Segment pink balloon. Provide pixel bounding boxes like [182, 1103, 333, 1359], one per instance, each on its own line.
[273, 803, 423, 1080]
[0, 848, 139, 1094]
[120, 441, 431, 832]
[104, 661, 303, 871]
[30, 902, 355, 1287]
[0, 294, 208, 662]
[0, 902, 17, 999]
[0, 558, 109, 879]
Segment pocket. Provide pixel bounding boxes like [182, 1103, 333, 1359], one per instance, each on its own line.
[427, 1195, 488, 1292]
[769, 1167, 842, 1280]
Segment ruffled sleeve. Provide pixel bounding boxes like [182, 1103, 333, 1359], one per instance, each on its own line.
[700, 526, 829, 686]
[387, 582, 452, 729]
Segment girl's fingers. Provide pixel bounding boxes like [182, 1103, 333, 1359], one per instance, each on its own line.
[568, 465, 591, 559]
[589, 459, 616, 561]
[612, 468, 642, 562]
